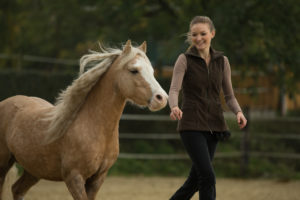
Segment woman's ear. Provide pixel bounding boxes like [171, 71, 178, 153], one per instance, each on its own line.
[211, 30, 216, 39]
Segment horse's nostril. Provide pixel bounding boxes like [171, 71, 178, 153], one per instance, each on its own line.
[156, 94, 163, 101]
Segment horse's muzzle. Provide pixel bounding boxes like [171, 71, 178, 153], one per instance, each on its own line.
[148, 91, 168, 111]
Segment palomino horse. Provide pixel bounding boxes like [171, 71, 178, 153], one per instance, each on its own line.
[0, 40, 168, 200]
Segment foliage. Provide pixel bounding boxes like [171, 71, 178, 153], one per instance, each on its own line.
[1, 0, 299, 97]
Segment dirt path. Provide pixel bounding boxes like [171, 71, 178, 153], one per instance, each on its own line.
[19, 176, 300, 200]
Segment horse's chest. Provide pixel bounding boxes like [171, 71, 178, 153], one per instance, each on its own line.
[62, 132, 119, 178]
[67, 145, 119, 178]
[77, 153, 118, 179]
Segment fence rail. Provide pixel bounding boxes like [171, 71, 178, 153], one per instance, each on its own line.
[118, 152, 242, 160]
[0, 53, 78, 66]
[119, 132, 300, 140]
[119, 152, 300, 160]
[121, 113, 300, 122]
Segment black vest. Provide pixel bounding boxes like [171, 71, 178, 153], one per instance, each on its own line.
[178, 46, 228, 132]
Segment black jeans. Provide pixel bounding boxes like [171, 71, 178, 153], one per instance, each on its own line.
[170, 131, 218, 200]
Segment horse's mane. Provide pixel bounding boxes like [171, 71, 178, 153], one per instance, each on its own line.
[43, 44, 139, 144]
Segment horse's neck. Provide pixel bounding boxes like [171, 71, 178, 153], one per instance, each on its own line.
[75, 73, 126, 137]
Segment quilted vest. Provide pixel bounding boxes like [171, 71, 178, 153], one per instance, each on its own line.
[178, 46, 229, 132]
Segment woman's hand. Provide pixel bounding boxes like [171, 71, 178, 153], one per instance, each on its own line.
[170, 106, 183, 120]
[237, 111, 247, 129]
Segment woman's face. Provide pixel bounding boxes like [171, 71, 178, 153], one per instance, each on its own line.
[190, 23, 215, 52]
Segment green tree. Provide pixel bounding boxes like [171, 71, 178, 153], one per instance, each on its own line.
[0, 0, 299, 113]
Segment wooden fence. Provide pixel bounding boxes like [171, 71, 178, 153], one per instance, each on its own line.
[118, 113, 300, 160]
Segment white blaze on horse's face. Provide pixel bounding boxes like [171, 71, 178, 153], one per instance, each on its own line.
[117, 42, 168, 111]
[132, 54, 168, 111]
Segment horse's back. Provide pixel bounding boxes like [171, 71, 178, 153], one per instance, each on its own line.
[0, 95, 52, 109]
[0, 95, 53, 135]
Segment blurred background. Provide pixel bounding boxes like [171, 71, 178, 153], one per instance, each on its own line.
[1, 0, 299, 183]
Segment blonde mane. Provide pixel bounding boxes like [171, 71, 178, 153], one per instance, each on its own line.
[44, 44, 140, 144]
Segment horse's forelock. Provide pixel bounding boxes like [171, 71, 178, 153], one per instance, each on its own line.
[117, 47, 144, 69]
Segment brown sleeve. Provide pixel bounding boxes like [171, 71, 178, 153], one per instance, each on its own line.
[168, 54, 187, 109]
[222, 56, 242, 114]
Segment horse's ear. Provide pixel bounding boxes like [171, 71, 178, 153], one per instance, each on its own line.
[138, 41, 147, 53]
[123, 40, 132, 55]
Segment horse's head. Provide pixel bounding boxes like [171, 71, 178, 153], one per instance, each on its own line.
[112, 40, 168, 111]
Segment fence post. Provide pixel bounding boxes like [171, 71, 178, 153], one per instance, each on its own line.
[240, 106, 250, 177]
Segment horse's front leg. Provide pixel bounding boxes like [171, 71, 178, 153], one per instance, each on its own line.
[85, 170, 108, 200]
[63, 170, 88, 200]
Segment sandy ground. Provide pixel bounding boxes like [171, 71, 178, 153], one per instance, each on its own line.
[6, 176, 299, 200]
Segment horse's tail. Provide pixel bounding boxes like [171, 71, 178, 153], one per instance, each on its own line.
[1, 165, 18, 200]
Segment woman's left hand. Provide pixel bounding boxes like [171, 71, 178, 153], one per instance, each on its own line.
[237, 111, 247, 129]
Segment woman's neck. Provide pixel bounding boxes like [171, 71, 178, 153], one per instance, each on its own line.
[197, 48, 210, 60]
[197, 47, 211, 66]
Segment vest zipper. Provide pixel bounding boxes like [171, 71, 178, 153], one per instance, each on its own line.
[206, 62, 213, 135]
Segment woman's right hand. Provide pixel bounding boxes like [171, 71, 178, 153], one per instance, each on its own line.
[170, 106, 183, 120]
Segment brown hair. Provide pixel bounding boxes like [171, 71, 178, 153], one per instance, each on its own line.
[186, 16, 215, 44]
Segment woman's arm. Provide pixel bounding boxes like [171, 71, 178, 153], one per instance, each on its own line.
[222, 56, 247, 129]
[168, 54, 186, 120]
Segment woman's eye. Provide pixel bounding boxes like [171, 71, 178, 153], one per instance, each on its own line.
[130, 69, 139, 74]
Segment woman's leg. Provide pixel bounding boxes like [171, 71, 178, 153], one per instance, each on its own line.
[199, 132, 218, 200]
[170, 164, 198, 200]
[170, 131, 218, 200]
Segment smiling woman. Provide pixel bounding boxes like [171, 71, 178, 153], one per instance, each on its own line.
[168, 16, 247, 200]
[189, 21, 215, 63]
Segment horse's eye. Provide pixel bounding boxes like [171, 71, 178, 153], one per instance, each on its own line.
[130, 69, 139, 74]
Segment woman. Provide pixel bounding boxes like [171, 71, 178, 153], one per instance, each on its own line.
[168, 16, 247, 200]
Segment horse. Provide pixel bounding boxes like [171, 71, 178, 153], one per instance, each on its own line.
[0, 40, 168, 200]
